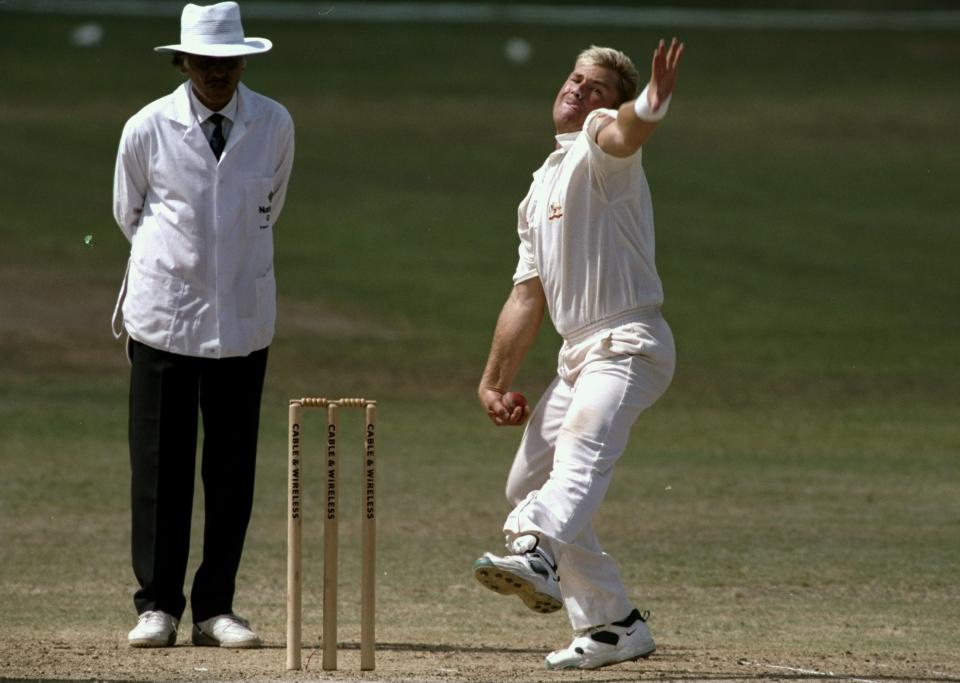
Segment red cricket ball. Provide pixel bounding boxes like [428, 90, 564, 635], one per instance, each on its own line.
[503, 391, 528, 410]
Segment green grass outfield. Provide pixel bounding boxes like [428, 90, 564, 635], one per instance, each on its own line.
[1, 9, 958, 679]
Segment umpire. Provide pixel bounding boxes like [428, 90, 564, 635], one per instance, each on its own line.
[112, 2, 294, 648]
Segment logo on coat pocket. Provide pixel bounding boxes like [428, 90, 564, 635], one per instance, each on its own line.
[258, 204, 271, 229]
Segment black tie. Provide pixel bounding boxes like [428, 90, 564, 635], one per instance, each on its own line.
[208, 113, 226, 160]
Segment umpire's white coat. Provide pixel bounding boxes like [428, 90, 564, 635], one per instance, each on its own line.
[113, 81, 295, 358]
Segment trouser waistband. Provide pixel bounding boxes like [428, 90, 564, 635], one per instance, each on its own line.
[562, 306, 662, 345]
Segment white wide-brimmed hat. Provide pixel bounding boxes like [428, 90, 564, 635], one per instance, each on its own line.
[154, 2, 272, 57]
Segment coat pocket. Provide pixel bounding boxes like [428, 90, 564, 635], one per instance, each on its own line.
[122, 259, 184, 346]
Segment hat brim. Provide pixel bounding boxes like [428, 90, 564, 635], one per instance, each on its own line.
[154, 37, 272, 57]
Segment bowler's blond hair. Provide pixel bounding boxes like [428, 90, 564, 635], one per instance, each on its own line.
[576, 45, 641, 106]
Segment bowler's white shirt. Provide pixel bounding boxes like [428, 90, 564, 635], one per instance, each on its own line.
[513, 108, 663, 341]
[113, 81, 295, 358]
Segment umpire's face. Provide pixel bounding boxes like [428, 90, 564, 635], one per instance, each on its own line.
[180, 54, 247, 111]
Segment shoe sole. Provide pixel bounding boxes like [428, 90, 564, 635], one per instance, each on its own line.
[473, 557, 563, 614]
[128, 632, 177, 648]
[192, 628, 261, 648]
[192, 636, 261, 648]
[545, 644, 656, 670]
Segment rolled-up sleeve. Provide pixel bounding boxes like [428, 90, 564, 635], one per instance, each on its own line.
[511, 177, 539, 285]
[512, 199, 538, 286]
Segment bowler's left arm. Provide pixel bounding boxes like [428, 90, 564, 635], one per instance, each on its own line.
[598, 38, 685, 158]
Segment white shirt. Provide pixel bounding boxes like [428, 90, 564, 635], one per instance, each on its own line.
[113, 81, 295, 358]
[194, 89, 237, 146]
[513, 108, 663, 341]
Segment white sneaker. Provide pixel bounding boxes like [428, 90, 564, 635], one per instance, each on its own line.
[128, 610, 179, 648]
[192, 613, 262, 648]
[473, 547, 563, 613]
[544, 609, 656, 670]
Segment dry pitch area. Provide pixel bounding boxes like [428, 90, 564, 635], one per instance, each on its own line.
[2, 631, 958, 683]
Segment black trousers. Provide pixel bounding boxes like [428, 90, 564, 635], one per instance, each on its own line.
[128, 339, 268, 622]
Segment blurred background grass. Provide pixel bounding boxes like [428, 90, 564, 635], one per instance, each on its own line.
[1, 2, 958, 670]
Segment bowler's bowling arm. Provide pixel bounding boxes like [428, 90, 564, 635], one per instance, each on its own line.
[478, 277, 545, 425]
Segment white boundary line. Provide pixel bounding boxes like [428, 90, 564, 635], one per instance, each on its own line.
[1, 0, 960, 31]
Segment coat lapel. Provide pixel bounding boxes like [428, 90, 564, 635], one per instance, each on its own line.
[164, 82, 263, 163]
[221, 83, 264, 159]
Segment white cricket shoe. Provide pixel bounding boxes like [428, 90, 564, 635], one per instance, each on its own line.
[473, 547, 563, 614]
[192, 613, 262, 648]
[128, 610, 179, 648]
[544, 609, 656, 670]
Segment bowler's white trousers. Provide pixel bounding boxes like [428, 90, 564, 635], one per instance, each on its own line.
[503, 309, 675, 631]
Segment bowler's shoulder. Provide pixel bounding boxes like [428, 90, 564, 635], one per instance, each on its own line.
[582, 107, 618, 136]
[580, 107, 642, 167]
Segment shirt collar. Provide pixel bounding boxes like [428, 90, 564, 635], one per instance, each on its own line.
[188, 87, 239, 124]
[554, 131, 579, 151]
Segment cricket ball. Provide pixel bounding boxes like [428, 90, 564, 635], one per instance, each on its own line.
[503, 391, 528, 410]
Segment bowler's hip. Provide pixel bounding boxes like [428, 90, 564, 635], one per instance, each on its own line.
[557, 308, 676, 386]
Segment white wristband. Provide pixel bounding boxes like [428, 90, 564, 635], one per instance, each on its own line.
[633, 84, 671, 122]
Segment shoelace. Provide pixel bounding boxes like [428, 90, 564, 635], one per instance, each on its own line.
[141, 611, 168, 624]
[213, 614, 251, 634]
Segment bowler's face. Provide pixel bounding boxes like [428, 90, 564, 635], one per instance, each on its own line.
[181, 55, 246, 111]
[552, 62, 620, 134]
